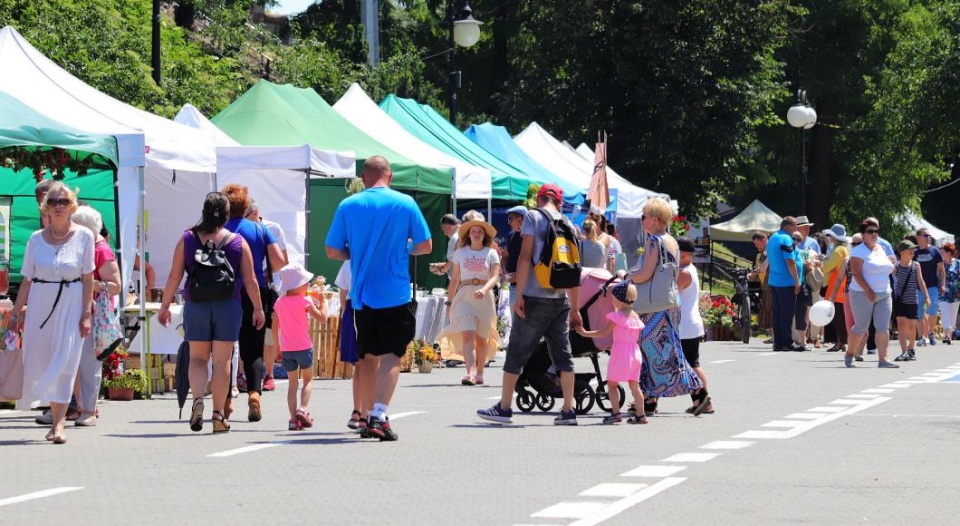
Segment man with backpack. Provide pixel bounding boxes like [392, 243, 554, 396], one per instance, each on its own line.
[478, 184, 583, 425]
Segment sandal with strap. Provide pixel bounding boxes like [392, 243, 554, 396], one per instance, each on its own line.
[189, 398, 204, 433]
[627, 414, 649, 425]
[212, 410, 230, 434]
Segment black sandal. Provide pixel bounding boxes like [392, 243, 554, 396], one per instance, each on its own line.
[643, 398, 658, 417]
[212, 410, 230, 434]
[690, 389, 712, 417]
[189, 398, 204, 432]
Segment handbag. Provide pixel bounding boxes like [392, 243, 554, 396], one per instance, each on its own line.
[632, 236, 680, 314]
[92, 289, 124, 361]
[0, 329, 23, 401]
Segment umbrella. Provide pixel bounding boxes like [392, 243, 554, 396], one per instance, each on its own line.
[587, 131, 610, 213]
[175, 339, 190, 419]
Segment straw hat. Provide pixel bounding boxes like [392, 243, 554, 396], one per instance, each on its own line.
[458, 219, 497, 241]
[279, 263, 314, 293]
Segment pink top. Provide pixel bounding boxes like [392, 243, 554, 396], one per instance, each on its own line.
[93, 239, 115, 280]
[606, 310, 644, 345]
[273, 295, 314, 352]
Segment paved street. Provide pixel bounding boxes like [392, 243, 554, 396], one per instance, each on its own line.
[2, 339, 959, 525]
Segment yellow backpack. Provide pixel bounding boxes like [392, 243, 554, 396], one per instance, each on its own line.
[533, 209, 582, 289]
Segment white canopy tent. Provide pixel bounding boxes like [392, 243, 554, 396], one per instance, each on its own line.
[710, 199, 783, 242]
[0, 26, 220, 299]
[333, 83, 492, 202]
[898, 210, 955, 245]
[572, 143, 674, 213]
[215, 146, 356, 268]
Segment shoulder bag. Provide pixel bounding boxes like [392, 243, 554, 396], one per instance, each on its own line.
[632, 236, 680, 314]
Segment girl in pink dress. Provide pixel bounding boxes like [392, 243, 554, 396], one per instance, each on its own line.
[577, 280, 647, 424]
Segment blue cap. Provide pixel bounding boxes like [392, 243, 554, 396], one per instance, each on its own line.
[506, 206, 528, 216]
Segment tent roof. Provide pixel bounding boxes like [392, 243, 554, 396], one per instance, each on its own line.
[898, 210, 955, 245]
[464, 122, 583, 204]
[573, 143, 672, 213]
[0, 26, 205, 171]
[710, 199, 783, 242]
[174, 104, 240, 148]
[379, 95, 533, 202]
[216, 145, 355, 178]
[211, 80, 452, 195]
[334, 83, 490, 200]
[0, 91, 119, 166]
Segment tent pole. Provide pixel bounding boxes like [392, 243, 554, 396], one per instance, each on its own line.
[138, 166, 146, 368]
[487, 198, 491, 224]
[304, 169, 311, 270]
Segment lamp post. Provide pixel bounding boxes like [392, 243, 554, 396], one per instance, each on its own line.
[447, 2, 483, 125]
[786, 90, 817, 215]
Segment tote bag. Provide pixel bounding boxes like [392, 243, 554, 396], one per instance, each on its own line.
[93, 290, 124, 361]
[0, 329, 23, 401]
[633, 236, 680, 314]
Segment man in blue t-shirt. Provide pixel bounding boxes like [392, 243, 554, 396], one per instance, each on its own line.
[326, 156, 432, 441]
[766, 216, 803, 352]
[914, 227, 945, 346]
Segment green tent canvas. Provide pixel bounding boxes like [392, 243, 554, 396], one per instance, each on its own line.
[0, 91, 119, 282]
[379, 95, 534, 202]
[212, 81, 452, 195]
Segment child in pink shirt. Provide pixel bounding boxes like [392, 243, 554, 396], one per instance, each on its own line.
[274, 264, 327, 430]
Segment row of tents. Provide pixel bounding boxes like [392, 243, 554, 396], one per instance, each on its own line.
[0, 25, 671, 294]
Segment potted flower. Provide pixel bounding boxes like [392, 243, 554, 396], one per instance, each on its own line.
[702, 295, 736, 341]
[413, 341, 440, 373]
[103, 369, 144, 401]
[101, 347, 128, 394]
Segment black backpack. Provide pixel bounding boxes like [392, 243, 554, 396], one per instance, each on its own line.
[187, 230, 236, 302]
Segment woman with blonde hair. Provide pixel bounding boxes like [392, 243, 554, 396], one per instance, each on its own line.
[11, 182, 96, 444]
[437, 217, 501, 385]
[580, 219, 606, 269]
[627, 197, 702, 416]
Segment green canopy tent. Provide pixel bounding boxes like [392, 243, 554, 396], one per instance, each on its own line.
[379, 95, 538, 209]
[0, 91, 126, 286]
[212, 81, 452, 288]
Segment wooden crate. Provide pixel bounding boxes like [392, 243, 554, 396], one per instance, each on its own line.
[310, 315, 354, 380]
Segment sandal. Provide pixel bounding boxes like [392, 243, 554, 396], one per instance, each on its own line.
[295, 409, 314, 428]
[212, 410, 230, 433]
[643, 398, 658, 417]
[288, 418, 303, 431]
[66, 410, 82, 422]
[189, 398, 204, 433]
[348, 410, 362, 430]
[627, 414, 649, 425]
[461, 375, 476, 386]
[474, 374, 484, 385]
[247, 394, 262, 422]
[690, 389, 711, 417]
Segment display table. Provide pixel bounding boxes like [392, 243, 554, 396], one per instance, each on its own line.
[124, 303, 182, 394]
[414, 294, 447, 344]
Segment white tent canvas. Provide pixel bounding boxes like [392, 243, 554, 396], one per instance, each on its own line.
[572, 143, 672, 213]
[898, 210, 955, 245]
[710, 199, 783, 242]
[333, 83, 491, 200]
[0, 26, 219, 295]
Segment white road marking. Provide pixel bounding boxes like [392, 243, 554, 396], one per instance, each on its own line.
[567, 478, 686, 526]
[532, 502, 607, 519]
[830, 399, 866, 405]
[758, 352, 779, 356]
[935, 369, 957, 373]
[738, 397, 891, 440]
[0, 409, 24, 416]
[861, 388, 895, 394]
[784, 413, 828, 420]
[579, 483, 649, 497]
[762, 420, 806, 428]
[0, 487, 83, 507]
[878, 383, 913, 389]
[662, 452, 720, 463]
[207, 443, 285, 458]
[808, 406, 846, 413]
[845, 394, 882, 399]
[620, 465, 686, 478]
[735, 430, 791, 439]
[700, 440, 754, 450]
[710, 359, 735, 364]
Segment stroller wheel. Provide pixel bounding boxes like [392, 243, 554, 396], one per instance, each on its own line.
[516, 389, 536, 413]
[595, 384, 626, 413]
[535, 394, 555, 412]
[575, 385, 596, 415]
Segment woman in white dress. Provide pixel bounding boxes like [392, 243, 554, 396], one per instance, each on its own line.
[437, 218, 501, 385]
[11, 182, 95, 444]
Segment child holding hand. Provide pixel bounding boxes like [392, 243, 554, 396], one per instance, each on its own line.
[576, 280, 647, 424]
[274, 264, 328, 431]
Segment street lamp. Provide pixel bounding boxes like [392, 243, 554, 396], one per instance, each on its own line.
[786, 90, 817, 215]
[447, 2, 483, 125]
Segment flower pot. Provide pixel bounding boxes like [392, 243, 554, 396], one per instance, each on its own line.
[417, 362, 434, 374]
[108, 387, 134, 401]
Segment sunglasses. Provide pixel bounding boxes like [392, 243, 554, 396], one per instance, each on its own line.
[46, 197, 71, 208]
[852, 242, 862, 246]
[864, 229, 880, 234]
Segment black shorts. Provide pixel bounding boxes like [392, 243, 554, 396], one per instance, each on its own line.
[354, 302, 416, 358]
[892, 300, 921, 321]
[681, 338, 701, 368]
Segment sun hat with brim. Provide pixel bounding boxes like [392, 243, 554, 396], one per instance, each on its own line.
[796, 215, 814, 227]
[458, 219, 497, 241]
[279, 264, 314, 293]
[896, 240, 917, 252]
[822, 224, 849, 243]
[506, 205, 528, 217]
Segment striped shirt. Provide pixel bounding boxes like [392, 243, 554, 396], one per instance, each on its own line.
[894, 263, 919, 304]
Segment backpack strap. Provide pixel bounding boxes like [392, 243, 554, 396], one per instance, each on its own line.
[534, 208, 554, 265]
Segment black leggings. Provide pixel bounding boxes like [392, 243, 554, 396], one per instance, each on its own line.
[239, 286, 272, 394]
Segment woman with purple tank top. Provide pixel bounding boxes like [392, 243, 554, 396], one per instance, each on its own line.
[158, 192, 265, 434]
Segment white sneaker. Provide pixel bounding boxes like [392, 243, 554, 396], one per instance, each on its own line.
[231, 386, 240, 399]
[74, 414, 98, 427]
[34, 410, 52, 425]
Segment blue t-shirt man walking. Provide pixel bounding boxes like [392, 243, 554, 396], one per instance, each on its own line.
[325, 156, 432, 441]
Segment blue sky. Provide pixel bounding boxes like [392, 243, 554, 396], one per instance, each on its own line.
[270, 0, 316, 15]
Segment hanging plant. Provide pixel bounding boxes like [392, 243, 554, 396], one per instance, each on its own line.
[0, 146, 97, 182]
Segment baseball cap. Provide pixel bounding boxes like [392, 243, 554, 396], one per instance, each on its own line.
[506, 205, 527, 217]
[536, 184, 563, 203]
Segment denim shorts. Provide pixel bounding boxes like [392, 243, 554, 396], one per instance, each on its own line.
[503, 296, 573, 375]
[183, 299, 242, 342]
[281, 349, 314, 372]
[918, 287, 939, 317]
